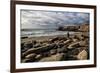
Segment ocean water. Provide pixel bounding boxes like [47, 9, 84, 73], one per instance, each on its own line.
[21, 29, 69, 37]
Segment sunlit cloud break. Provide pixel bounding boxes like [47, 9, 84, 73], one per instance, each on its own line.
[21, 10, 90, 29]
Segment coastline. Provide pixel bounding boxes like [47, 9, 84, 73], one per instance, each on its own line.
[21, 24, 89, 63]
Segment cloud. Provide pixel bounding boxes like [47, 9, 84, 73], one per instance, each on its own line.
[21, 10, 89, 29]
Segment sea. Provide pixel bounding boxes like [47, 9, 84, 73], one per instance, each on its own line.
[21, 29, 70, 37]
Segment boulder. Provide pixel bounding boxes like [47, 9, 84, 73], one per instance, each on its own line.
[76, 50, 88, 60]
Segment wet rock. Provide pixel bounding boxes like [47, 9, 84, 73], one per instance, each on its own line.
[25, 53, 36, 59]
[35, 54, 42, 60]
[59, 40, 64, 43]
[50, 37, 59, 42]
[63, 39, 72, 45]
[68, 42, 79, 49]
[33, 44, 41, 48]
[76, 50, 88, 60]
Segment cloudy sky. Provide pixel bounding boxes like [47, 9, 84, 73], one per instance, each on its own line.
[21, 10, 89, 29]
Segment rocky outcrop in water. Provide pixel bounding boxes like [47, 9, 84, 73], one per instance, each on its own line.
[58, 24, 89, 32]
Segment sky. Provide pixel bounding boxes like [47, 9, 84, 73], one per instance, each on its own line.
[21, 10, 90, 29]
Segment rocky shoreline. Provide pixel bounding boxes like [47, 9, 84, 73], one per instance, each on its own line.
[21, 24, 89, 63]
